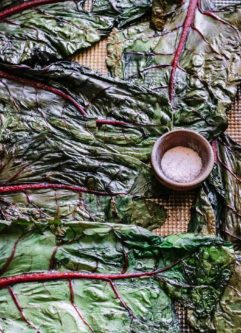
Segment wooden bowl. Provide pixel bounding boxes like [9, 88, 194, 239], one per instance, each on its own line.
[151, 129, 214, 191]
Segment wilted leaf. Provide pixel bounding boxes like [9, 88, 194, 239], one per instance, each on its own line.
[189, 134, 241, 251]
[0, 61, 170, 226]
[0, 221, 235, 332]
[214, 258, 241, 333]
[107, 0, 241, 138]
[92, 0, 152, 27]
[0, 0, 151, 65]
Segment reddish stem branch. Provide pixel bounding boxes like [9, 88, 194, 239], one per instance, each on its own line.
[68, 280, 94, 333]
[8, 287, 40, 333]
[0, 236, 22, 276]
[191, 25, 219, 54]
[141, 64, 171, 73]
[121, 249, 129, 274]
[211, 140, 218, 164]
[217, 155, 241, 183]
[0, 0, 66, 20]
[0, 70, 86, 116]
[169, 0, 198, 102]
[198, 2, 237, 30]
[227, 284, 241, 297]
[224, 230, 241, 241]
[49, 246, 58, 270]
[7, 163, 33, 183]
[161, 25, 182, 37]
[0, 258, 182, 288]
[217, 137, 241, 154]
[0, 183, 125, 196]
[214, 139, 241, 182]
[226, 204, 241, 218]
[109, 280, 135, 319]
[125, 51, 173, 56]
[96, 119, 161, 128]
[96, 120, 129, 127]
[153, 85, 168, 91]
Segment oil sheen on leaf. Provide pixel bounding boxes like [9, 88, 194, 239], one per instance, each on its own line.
[0, 221, 235, 332]
[0, 0, 151, 64]
[107, 0, 241, 138]
[0, 61, 170, 227]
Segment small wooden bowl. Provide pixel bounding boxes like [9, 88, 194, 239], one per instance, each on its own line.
[151, 129, 214, 191]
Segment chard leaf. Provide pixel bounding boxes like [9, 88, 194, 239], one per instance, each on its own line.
[0, 0, 111, 64]
[0, 61, 170, 226]
[0, 221, 235, 332]
[189, 134, 241, 251]
[217, 135, 241, 249]
[107, 0, 241, 138]
[106, 0, 241, 257]
[0, 0, 151, 65]
[92, 0, 152, 28]
[189, 164, 224, 235]
[214, 258, 241, 333]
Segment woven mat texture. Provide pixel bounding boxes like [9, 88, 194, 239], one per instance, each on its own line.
[74, 2, 240, 331]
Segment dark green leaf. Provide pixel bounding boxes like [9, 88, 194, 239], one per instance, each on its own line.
[92, 0, 152, 27]
[215, 135, 241, 249]
[0, 0, 112, 64]
[189, 134, 241, 251]
[0, 61, 170, 226]
[214, 258, 241, 333]
[0, 0, 151, 65]
[189, 164, 224, 235]
[107, 0, 241, 138]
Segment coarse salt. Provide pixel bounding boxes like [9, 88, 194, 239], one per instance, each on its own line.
[161, 146, 202, 183]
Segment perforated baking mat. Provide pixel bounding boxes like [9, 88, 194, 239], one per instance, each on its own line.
[74, 1, 240, 331]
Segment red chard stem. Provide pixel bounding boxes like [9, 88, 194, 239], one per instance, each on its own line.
[0, 258, 182, 288]
[0, 183, 125, 196]
[169, 0, 198, 102]
[0, 70, 86, 116]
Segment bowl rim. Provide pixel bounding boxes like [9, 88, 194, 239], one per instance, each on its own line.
[151, 129, 215, 188]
